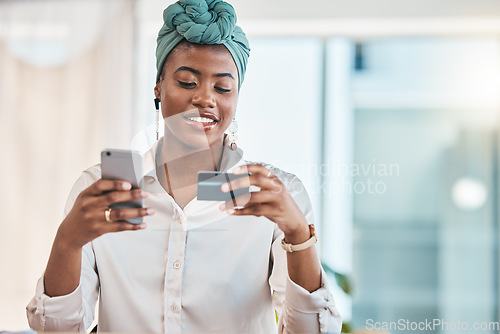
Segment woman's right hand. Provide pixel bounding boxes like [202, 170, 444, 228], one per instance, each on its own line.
[56, 179, 155, 250]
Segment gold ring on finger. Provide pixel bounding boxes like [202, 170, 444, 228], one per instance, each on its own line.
[105, 208, 113, 223]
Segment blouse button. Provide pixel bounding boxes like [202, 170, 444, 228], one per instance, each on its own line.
[171, 304, 179, 313]
[173, 261, 182, 269]
[178, 215, 185, 224]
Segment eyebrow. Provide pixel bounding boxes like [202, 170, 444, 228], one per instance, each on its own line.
[214, 73, 235, 80]
[175, 66, 235, 80]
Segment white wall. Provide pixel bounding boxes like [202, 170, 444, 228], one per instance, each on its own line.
[138, 0, 500, 20]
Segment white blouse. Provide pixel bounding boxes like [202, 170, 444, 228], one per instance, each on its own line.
[26, 138, 342, 333]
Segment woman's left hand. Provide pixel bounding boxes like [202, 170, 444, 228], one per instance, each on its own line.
[219, 164, 308, 237]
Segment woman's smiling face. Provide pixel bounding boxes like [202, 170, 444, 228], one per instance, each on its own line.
[154, 41, 239, 150]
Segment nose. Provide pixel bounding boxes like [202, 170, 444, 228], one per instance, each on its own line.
[192, 86, 216, 109]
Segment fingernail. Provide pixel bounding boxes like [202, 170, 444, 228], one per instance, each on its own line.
[219, 203, 226, 210]
[139, 223, 147, 229]
[233, 166, 242, 174]
[141, 191, 149, 198]
[221, 183, 229, 192]
[147, 207, 155, 215]
[226, 209, 234, 215]
[122, 182, 131, 190]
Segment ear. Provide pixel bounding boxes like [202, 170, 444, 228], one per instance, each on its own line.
[154, 81, 161, 99]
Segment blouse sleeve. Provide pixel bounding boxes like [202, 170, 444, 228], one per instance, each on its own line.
[26, 171, 100, 332]
[268, 176, 342, 334]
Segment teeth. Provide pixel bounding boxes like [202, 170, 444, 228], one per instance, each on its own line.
[187, 116, 216, 123]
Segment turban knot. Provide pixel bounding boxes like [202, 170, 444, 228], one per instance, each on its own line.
[156, 0, 250, 89]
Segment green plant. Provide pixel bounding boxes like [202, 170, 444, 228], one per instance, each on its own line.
[321, 262, 353, 333]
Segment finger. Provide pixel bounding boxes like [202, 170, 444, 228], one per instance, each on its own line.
[107, 207, 155, 222]
[95, 189, 149, 207]
[230, 203, 275, 217]
[104, 221, 148, 233]
[221, 172, 280, 193]
[218, 190, 252, 210]
[233, 164, 274, 177]
[220, 190, 276, 211]
[85, 179, 132, 196]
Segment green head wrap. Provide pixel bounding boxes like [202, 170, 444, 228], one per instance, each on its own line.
[156, 0, 251, 89]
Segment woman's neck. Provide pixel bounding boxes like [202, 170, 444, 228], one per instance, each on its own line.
[160, 131, 224, 171]
[156, 132, 225, 205]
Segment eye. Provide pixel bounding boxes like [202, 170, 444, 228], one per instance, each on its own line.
[215, 86, 231, 94]
[178, 80, 196, 89]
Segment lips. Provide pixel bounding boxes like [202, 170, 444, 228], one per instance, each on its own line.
[182, 111, 219, 131]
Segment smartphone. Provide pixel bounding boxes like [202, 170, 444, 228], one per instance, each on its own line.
[101, 149, 143, 224]
[197, 171, 250, 202]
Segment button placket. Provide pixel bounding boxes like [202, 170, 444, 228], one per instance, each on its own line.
[164, 214, 187, 333]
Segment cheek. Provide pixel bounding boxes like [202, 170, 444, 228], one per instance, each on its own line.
[220, 95, 238, 118]
[161, 87, 190, 118]
[219, 104, 237, 131]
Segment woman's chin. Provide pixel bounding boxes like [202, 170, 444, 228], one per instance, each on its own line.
[165, 129, 224, 151]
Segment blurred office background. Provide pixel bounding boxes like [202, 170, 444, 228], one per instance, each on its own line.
[1, 0, 500, 332]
